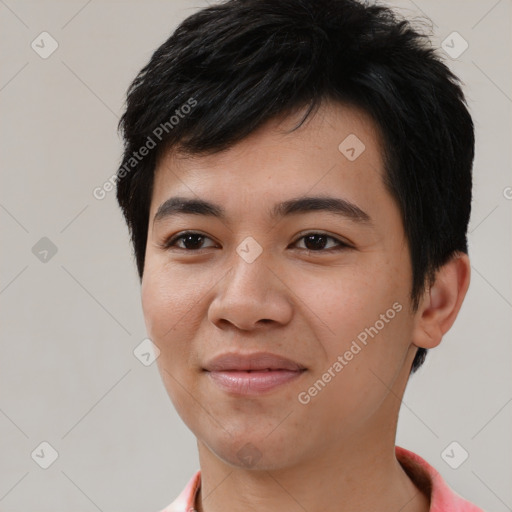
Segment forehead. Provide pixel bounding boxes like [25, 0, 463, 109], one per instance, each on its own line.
[150, 101, 389, 220]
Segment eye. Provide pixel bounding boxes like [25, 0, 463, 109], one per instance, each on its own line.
[162, 231, 218, 251]
[291, 232, 351, 252]
[161, 231, 351, 252]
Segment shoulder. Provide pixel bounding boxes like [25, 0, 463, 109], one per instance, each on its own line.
[395, 446, 487, 512]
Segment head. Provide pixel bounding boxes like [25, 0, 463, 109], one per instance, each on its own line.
[116, 0, 473, 469]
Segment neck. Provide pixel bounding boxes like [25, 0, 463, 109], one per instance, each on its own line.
[194, 402, 429, 512]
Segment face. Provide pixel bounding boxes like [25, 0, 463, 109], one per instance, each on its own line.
[142, 101, 420, 470]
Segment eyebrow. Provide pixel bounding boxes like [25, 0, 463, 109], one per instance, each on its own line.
[153, 195, 372, 226]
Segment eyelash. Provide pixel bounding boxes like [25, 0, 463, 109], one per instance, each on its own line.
[161, 231, 352, 253]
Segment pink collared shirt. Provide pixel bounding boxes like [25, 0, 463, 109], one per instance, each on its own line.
[159, 445, 486, 512]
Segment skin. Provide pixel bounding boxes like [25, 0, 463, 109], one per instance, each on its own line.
[141, 101, 470, 512]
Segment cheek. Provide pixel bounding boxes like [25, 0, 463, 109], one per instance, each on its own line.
[140, 264, 201, 395]
[290, 263, 412, 410]
[141, 261, 209, 423]
[289, 260, 404, 345]
[296, 314, 412, 438]
[141, 258, 209, 340]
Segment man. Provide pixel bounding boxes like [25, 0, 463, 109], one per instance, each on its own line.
[116, 1, 483, 510]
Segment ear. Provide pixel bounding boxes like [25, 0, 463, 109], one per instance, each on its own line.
[412, 252, 471, 349]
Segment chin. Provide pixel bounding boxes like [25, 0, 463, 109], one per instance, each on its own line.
[201, 428, 304, 471]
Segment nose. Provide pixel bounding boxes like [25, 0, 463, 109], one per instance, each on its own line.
[208, 252, 294, 332]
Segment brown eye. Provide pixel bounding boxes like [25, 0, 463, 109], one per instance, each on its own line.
[164, 232, 217, 250]
[293, 232, 350, 252]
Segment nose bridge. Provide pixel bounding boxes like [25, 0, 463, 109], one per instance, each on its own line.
[208, 240, 293, 329]
[226, 240, 272, 301]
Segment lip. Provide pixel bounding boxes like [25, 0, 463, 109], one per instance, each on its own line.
[204, 352, 306, 372]
[203, 352, 307, 395]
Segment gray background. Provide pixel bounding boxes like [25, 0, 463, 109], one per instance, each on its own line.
[0, 0, 510, 510]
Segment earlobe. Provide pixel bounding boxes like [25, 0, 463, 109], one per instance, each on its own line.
[412, 253, 471, 349]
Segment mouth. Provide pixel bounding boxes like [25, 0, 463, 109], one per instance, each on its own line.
[203, 352, 306, 372]
[203, 352, 307, 395]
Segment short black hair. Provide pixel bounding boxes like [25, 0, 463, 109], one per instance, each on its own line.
[116, 0, 474, 374]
